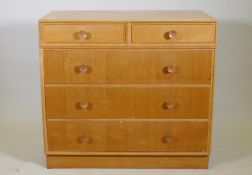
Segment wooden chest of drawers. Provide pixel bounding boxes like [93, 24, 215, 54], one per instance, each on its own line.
[39, 11, 217, 168]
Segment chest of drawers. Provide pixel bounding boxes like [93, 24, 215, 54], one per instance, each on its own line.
[39, 11, 217, 168]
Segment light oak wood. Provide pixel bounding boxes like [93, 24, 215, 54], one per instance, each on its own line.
[208, 48, 217, 154]
[39, 50, 48, 152]
[41, 23, 126, 44]
[47, 155, 209, 168]
[39, 11, 216, 48]
[47, 150, 208, 156]
[132, 23, 215, 44]
[40, 11, 216, 22]
[45, 84, 211, 88]
[45, 86, 210, 119]
[39, 11, 217, 168]
[47, 120, 208, 153]
[43, 49, 213, 84]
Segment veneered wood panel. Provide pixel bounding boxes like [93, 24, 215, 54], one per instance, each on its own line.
[132, 24, 215, 44]
[43, 49, 213, 84]
[41, 23, 125, 44]
[39, 11, 217, 168]
[47, 120, 208, 153]
[45, 86, 210, 119]
[47, 155, 209, 168]
[41, 11, 216, 22]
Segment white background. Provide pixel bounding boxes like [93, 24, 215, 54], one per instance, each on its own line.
[0, 0, 252, 174]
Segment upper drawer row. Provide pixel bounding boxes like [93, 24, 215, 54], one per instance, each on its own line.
[40, 23, 216, 46]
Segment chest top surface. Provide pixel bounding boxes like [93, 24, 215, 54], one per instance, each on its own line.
[40, 10, 216, 22]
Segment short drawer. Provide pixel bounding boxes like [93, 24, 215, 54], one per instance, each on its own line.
[40, 23, 126, 44]
[131, 23, 215, 44]
[43, 49, 213, 84]
[45, 86, 210, 119]
[47, 120, 208, 153]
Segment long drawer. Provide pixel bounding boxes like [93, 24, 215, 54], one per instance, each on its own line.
[43, 49, 213, 84]
[47, 120, 208, 153]
[45, 86, 210, 119]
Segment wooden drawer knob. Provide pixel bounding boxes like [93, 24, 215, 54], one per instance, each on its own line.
[77, 102, 91, 110]
[79, 31, 91, 40]
[161, 135, 174, 144]
[163, 102, 175, 110]
[164, 30, 177, 40]
[75, 65, 90, 73]
[163, 65, 176, 74]
[77, 135, 93, 144]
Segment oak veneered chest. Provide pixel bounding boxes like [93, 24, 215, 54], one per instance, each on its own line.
[39, 11, 217, 168]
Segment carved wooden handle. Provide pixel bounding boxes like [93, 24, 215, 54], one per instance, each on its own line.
[79, 31, 91, 40]
[77, 135, 93, 144]
[163, 102, 176, 110]
[78, 102, 90, 110]
[76, 65, 89, 73]
[163, 65, 175, 74]
[164, 30, 177, 40]
[161, 135, 174, 144]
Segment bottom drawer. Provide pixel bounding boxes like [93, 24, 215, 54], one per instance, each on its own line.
[47, 120, 208, 153]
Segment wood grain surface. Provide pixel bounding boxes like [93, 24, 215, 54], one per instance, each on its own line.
[43, 49, 213, 84]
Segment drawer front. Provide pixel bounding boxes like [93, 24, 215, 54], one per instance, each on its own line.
[131, 23, 215, 44]
[47, 121, 208, 153]
[45, 87, 210, 119]
[43, 49, 213, 84]
[41, 23, 125, 44]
